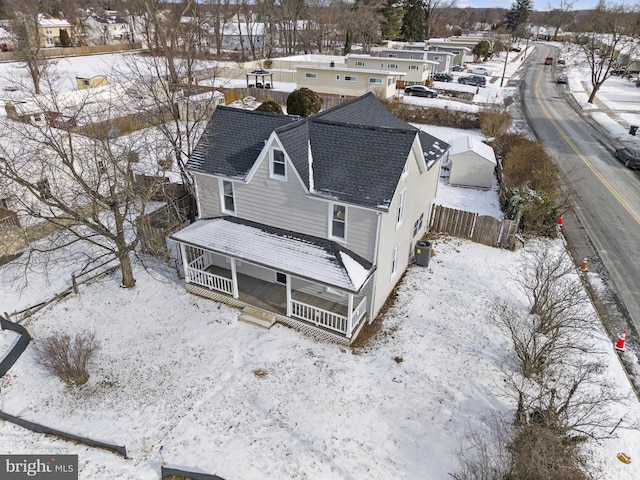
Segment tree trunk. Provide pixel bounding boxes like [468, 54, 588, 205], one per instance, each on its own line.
[587, 85, 599, 104]
[119, 252, 136, 288]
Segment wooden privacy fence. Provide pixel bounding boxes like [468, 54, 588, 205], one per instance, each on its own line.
[429, 204, 519, 248]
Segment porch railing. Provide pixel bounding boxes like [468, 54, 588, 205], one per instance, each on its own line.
[186, 266, 233, 295]
[291, 300, 348, 335]
[352, 296, 367, 327]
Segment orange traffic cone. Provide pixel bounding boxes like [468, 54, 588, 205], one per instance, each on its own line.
[557, 215, 563, 227]
[615, 330, 627, 351]
[580, 258, 588, 272]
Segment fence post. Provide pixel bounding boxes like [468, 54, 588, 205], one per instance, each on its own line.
[71, 274, 78, 294]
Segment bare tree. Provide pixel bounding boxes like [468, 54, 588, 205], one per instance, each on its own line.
[204, 0, 233, 55]
[546, 0, 576, 42]
[0, 85, 177, 287]
[8, 0, 50, 94]
[574, 1, 639, 104]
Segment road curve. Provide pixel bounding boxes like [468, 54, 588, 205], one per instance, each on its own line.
[521, 44, 640, 333]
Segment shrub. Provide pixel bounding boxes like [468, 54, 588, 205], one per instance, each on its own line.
[255, 100, 283, 114]
[385, 100, 480, 129]
[479, 105, 512, 138]
[34, 331, 100, 386]
[286, 88, 322, 116]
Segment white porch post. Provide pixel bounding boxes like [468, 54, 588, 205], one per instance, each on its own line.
[230, 258, 239, 298]
[286, 275, 292, 317]
[346, 293, 354, 338]
[179, 243, 190, 282]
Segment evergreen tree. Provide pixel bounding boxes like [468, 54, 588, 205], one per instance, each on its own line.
[400, 0, 425, 42]
[380, 0, 403, 41]
[505, 0, 533, 36]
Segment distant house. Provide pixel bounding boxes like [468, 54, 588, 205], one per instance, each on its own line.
[169, 93, 449, 343]
[446, 136, 497, 189]
[85, 14, 130, 45]
[76, 76, 109, 90]
[220, 21, 266, 55]
[346, 53, 437, 86]
[39, 15, 75, 47]
[296, 64, 403, 99]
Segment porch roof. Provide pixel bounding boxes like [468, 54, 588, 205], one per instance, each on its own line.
[170, 217, 375, 293]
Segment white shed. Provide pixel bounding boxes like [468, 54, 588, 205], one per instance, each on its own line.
[447, 136, 496, 189]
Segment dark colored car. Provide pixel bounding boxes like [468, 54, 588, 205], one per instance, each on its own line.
[511, 46, 522, 52]
[545, 57, 554, 65]
[556, 73, 568, 84]
[614, 147, 640, 169]
[452, 65, 465, 72]
[458, 75, 486, 87]
[433, 73, 453, 82]
[404, 85, 438, 98]
[557, 58, 566, 65]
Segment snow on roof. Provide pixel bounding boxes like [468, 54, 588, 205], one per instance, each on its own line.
[449, 135, 496, 165]
[296, 65, 406, 76]
[39, 15, 73, 28]
[171, 218, 374, 292]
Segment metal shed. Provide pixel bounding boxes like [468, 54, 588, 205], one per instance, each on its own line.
[446, 135, 497, 189]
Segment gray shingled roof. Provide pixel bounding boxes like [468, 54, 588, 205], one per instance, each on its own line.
[314, 93, 410, 129]
[188, 107, 297, 178]
[188, 94, 449, 210]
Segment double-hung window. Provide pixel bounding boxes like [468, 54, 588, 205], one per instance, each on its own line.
[270, 149, 286, 179]
[330, 204, 346, 241]
[220, 180, 236, 214]
[396, 189, 406, 228]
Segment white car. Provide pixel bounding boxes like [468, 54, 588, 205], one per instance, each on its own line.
[466, 66, 493, 76]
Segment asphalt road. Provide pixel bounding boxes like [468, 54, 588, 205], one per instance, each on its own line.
[521, 44, 640, 336]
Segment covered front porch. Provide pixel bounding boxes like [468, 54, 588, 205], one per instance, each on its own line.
[170, 217, 375, 341]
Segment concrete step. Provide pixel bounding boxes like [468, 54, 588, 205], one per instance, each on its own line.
[238, 306, 277, 329]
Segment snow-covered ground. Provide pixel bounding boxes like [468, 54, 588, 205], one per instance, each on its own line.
[2, 43, 640, 479]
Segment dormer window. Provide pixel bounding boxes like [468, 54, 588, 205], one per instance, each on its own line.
[330, 203, 346, 241]
[270, 149, 286, 179]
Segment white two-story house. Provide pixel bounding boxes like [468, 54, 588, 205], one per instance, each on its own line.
[170, 93, 449, 344]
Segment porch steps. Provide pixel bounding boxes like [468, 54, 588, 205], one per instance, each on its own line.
[238, 306, 277, 329]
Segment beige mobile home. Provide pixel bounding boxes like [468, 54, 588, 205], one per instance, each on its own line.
[295, 65, 403, 99]
[345, 54, 437, 85]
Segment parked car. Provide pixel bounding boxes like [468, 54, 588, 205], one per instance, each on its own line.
[511, 46, 522, 52]
[614, 147, 640, 169]
[404, 85, 438, 98]
[433, 73, 453, 82]
[557, 58, 566, 65]
[545, 57, 554, 65]
[452, 65, 465, 72]
[458, 75, 486, 87]
[0, 43, 14, 52]
[466, 66, 492, 76]
[556, 73, 568, 84]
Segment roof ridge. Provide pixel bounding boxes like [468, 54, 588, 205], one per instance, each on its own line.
[311, 117, 416, 133]
[312, 92, 377, 119]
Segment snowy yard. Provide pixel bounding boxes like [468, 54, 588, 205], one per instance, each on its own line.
[2, 43, 640, 479]
[1, 235, 640, 479]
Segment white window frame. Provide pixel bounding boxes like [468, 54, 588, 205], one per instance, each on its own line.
[387, 64, 398, 69]
[369, 77, 383, 84]
[219, 179, 236, 215]
[305, 72, 317, 79]
[408, 65, 419, 70]
[329, 203, 347, 242]
[270, 148, 287, 180]
[336, 74, 340, 80]
[355, 61, 365, 67]
[396, 189, 406, 229]
[391, 244, 399, 278]
[344, 75, 357, 82]
[387, 77, 395, 86]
